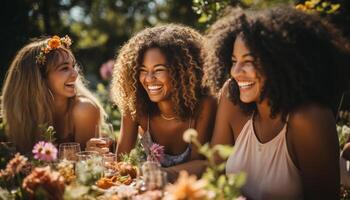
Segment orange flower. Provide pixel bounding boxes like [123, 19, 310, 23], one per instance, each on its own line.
[48, 35, 61, 49]
[164, 171, 208, 200]
[36, 35, 73, 65]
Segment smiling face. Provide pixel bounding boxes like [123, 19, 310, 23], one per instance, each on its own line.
[139, 48, 172, 103]
[46, 50, 78, 99]
[231, 35, 266, 103]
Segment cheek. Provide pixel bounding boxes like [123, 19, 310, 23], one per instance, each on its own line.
[162, 75, 172, 88]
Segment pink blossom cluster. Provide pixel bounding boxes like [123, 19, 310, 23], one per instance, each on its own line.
[32, 141, 58, 162]
[147, 143, 165, 163]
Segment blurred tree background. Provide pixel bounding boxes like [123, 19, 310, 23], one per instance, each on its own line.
[1, 0, 350, 130]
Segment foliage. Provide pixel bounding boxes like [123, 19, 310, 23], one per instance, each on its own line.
[75, 156, 104, 185]
[192, 0, 233, 25]
[120, 138, 147, 167]
[192, 0, 294, 25]
[0, 118, 16, 170]
[39, 125, 57, 143]
[338, 110, 350, 148]
[95, 83, 121, 136]
[184, 129, 246, 199]
[295, 0, 340, 15]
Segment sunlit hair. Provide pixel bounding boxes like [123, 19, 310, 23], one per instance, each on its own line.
[111, 24, 206, 120]
[203, 6, 350, 120]
[1, 37, 106, 153]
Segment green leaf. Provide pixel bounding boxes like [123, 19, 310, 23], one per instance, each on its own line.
[214, 144, 234, 159]
[234, 172, 247, 188]
[198, 14, 209, 23]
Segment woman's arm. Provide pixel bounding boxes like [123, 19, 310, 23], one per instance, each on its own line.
[116, 113, 139, 160]
[191, 96, 218, 159]
[289, 105, 340, 199]
[163, 96, 217, 182]
[72, 98, 100, 150]
[210, 82, 248, 164]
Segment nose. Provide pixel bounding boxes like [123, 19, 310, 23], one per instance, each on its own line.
[145, 72, 156, 82]
[230, 62, 243, 78]
[71, 67, 78, 79]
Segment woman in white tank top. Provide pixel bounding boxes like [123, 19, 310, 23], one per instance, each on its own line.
[202, 6, 350, 199]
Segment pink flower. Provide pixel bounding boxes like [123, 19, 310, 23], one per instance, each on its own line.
[41, 142, 58, 161]
[32, 141, 46, 159]
[99, 59, 114, 80]
[32, 141, 58, 162]
[147, 143, 164, 163]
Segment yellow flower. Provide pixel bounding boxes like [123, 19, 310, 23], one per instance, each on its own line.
[164, 171, 208, 200]
[48, 35, 61, 49]
[295, 4, 307, 11]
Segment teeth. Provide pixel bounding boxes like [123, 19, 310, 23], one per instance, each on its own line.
[237, 81, 254, 88]
[148, 85, 162, 90]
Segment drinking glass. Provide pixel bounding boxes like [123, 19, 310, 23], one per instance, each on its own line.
[102, 153, 118, 177]
[75, 151, 104, 184]
[58, 142, 81, 161]
[141, 161, 167, 190]
[95, 123, 115, 152]
[76, 150, 100, 161]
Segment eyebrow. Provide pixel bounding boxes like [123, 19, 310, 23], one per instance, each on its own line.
[140, 64, 167, 68]
[232, 53, 255, 59]
[55, 62, 72, 69]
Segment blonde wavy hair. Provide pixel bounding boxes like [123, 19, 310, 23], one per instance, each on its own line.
[1, 37, 105, 153]
[111, 24, 206, 120]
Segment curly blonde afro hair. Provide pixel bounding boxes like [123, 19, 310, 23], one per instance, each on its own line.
[111, 24, 207, 120]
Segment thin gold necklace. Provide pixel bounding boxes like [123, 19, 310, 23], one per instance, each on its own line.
[160, 113, 176, 121]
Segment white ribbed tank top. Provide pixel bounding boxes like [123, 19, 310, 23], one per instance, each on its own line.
[226, 115, 303, 200]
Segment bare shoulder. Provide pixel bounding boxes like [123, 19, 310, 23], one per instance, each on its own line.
[72, 97, 100, 121]
[287, 103, 338, 167]
[289, 104, 336, 134]
[288, 105, 339, 198]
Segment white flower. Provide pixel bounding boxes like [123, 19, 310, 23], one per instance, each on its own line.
[337, 125, 342, 134]
[342, 125, 350, 135]
[183, 128, 198, 143]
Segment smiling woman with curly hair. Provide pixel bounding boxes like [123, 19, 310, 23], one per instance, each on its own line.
[89, 24, 217, 181]
[112, 24, 208, 120]
[205, 6, 350, 199]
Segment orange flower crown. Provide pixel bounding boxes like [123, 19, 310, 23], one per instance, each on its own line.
[36, 35, 72, 65]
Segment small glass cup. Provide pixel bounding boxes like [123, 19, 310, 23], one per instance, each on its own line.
[59, 142, 81, 161]
[103, 153, 117, 164]
[94, 124, 115, 152]
[141, 161, 167, 190]
[76, 151, 99, 161]
[75, 151, 104, 184]
[102, 153, 118, 177]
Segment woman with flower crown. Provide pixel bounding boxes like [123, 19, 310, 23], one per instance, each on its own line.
[1, 35, 106, 154]
[87, 24, 217, 181]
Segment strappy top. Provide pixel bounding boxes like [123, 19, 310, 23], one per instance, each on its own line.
[140, 115, 192, 167]
[226, 113, 302, 200]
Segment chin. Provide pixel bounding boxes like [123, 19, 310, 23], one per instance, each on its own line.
[66, 93, 76, 98]
[147, 96, 161, 102]
[239, 95, 256, 103]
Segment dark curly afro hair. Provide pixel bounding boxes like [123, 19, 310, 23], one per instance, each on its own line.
[203, 6, 350, 120]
